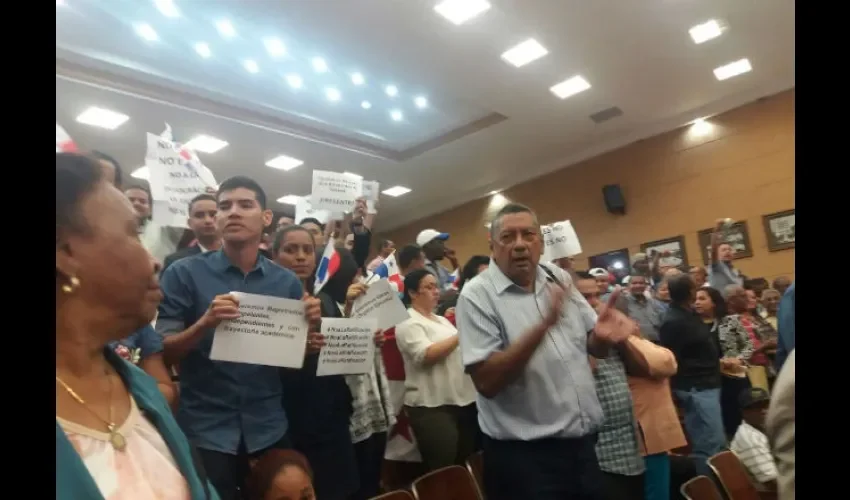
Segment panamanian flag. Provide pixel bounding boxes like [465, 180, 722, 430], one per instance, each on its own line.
[374, 251, 403, 292]
[314, 244, 341, 294]
[56, 124, 78, 153]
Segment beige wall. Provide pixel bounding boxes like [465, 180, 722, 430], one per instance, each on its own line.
[382, 90, 795, 283]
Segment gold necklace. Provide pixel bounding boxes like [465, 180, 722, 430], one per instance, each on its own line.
[56, 373, 127, 452]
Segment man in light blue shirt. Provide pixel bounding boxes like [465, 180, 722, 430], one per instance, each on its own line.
[456, 203, 638, 500]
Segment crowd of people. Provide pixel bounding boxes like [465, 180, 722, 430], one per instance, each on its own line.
[56, 150, 795, 500]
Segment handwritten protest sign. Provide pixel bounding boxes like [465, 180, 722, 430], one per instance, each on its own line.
[541, 220, 583, 261]
[210, 293, 308, 369]
[311, 170, 362, 213]
[316, 318, 377, 376]
[145, 132, 217, 228]
[361, 181, 380, 214]
[349, 280, 410, 331]
[294, 197, 343, 225]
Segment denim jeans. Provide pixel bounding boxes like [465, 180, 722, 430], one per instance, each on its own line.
[672, 388, 727, 477]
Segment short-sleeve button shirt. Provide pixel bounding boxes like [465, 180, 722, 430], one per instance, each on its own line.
[456, 261, 604, 441]
[156, 249, 304, 455]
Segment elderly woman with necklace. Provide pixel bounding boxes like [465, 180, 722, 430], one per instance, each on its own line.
[56, 153, 217, 499]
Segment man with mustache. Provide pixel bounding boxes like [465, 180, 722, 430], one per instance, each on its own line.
[456, 203, 639, 500]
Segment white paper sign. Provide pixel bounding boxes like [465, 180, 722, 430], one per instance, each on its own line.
[311, 170, 363, 212]
[361, 181, 380, 214]
[542, 220, 583, 261]
[145, 133, 217, 228]
[295, 197, 334, 225]
[210, 293, 308, 369]
[316, 318, 377, 376]
[350, 280, 410, 331]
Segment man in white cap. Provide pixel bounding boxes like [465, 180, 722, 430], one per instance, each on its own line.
[416, 228, 454, 291]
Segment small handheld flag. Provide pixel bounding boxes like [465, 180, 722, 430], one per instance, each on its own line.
[56, 124, 78, 153]
[314, 244, 341, 294]
[374, 251, 404, 292]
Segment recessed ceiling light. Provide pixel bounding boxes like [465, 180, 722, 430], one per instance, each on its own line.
[689, 19, 724, 44]
[311, 57, 329, 73]
[215, 19, 236, 38]
[343, 171, 363, 179]
[75, 106, 130, 130]
[154, 0, 180, 18]
[501, 38, 549, 67]
[57, 0, 66, 6]
[266, 155, 304, 171]
[414, 96, 428, 109]
[361, 101, 372, 109]
[550, 75, 591, 99]
[134, 23, 158, 42]
[243, 59, 259, 73]
[285, 74, 303, 89]
[390, 109, 403, 121]
[434, 0, 491, 25]
[183, 135, 229, 154]
[277, 195, 302, 205]
[385, 85, 399, 97]
[325, 87, 341, 102]
[351, 72, 365, 85]
[382, 186, 411, 197]
[713, 58, 752, 81]
[131, 167, 150, 180]
[264, 37, 286, 57]
[194, 42, 211, 58]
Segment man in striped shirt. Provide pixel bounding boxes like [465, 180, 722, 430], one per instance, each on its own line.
[730, 388, 778, 493]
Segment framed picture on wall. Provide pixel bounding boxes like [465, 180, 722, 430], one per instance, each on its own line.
[589, 248, 631, 283]
[697, 220, 753, 265]
[640, 235, 689, 269]
[762, 209, 795, 251]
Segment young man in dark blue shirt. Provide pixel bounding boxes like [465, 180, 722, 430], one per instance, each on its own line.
[156, 176, 321, 500]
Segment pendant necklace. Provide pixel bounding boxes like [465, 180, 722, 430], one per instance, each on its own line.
[56, 372, 127, 452]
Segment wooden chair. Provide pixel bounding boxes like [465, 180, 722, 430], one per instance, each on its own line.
[370, 490, 415, 500]
[411, 465, 483, 500]
[680, 475, 724, 500]
[707, 451, 762, 500]
[465, 451, 484, 498]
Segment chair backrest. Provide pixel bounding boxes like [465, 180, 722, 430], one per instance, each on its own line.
[411, 465, 483, 500]
[370, 490, 415, 500]
[680, 475, 724, 500]
[707, 451, 762, 500]
[465, 451, 484, 497]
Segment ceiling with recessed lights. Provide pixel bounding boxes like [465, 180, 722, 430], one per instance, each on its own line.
[56, 0, 795, 231]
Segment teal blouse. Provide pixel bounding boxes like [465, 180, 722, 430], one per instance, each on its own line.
[56, 348, 219, 500]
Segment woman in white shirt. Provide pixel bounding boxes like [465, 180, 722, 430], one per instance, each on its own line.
[395, 269, 478, 472]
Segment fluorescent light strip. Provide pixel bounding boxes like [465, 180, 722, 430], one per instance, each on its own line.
[501, 38, 548, 67]
[550, 75, 591, 99]
[713, 58, 752, 80]
[382, 186, 411, 197]
[434, 0, 491, 25]
[266, 155, 304, 171]
[183, 135, 229, 154]
[277, 195, 302, 205]
[689, 19, 724, 44]
[75, 106, 130, 130]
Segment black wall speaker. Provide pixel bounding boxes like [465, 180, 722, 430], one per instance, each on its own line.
[602, 184, 626, 215]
